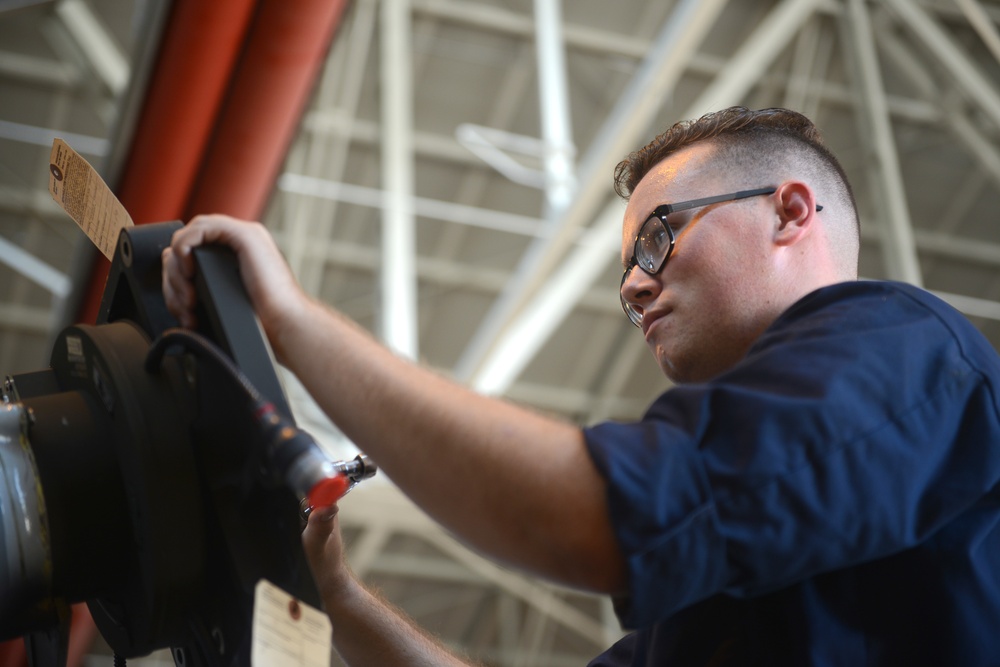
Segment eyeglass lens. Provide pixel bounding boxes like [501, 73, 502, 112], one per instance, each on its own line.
[637, 216, 674, 273]
[620, 214, 674, 326]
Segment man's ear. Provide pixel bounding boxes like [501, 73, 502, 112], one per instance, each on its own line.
[772, 181, 818, 247]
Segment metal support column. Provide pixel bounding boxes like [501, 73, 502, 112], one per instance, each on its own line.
[845, 0, 922, 285]
[380, 0, 419, 359]
[534, 0, 575, 220]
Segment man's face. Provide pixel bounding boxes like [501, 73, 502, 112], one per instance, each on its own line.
[620, 144, 779, 384]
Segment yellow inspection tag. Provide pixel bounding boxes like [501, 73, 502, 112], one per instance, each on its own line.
[48, 138, 134, 260]
[251, 579, 332, 667]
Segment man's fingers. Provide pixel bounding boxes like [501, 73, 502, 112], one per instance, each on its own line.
[302, 506, 339, 549]
[302, 505, 342, 578]
[161, 214, 305, 356]
[161, 246, 198, 327]
[162, 215, 239, 327]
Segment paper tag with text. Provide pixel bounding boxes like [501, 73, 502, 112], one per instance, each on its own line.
[252, 579, 332, 667]
[48, 138, 133, 260]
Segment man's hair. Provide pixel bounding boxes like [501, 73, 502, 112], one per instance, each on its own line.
[614, 107, 860, 235]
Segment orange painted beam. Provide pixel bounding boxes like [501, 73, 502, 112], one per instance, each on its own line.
[0, 639, 26, 666]
[76, 0, 257, 325]
[187, 0, 350, 219]
[66, 605, 98, 667]
[0, 604, 94, 667]
[117, 0, 258, 224]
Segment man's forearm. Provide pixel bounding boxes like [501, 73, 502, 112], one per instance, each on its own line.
[275, 298, 625, 593]
[325, 572, 478, 667]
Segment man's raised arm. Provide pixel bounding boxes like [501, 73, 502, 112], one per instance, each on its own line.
[162, 214, 626, 594]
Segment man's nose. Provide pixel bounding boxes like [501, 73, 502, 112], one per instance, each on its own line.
[621, 265, 662, 314]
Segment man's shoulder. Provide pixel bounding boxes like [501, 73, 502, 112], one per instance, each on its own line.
[751, 279, 999, 379]
[775, 280, 974, 335]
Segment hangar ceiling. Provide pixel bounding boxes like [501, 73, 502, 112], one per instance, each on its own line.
[1, 0, 999, 665]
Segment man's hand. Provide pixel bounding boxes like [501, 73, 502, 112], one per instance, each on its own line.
[301, 505, 355, 610]
[161, 214, 310, 360]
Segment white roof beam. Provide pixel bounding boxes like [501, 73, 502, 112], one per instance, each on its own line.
[587, 335, 655, 424]
[682, 0, 825, 115]
[0, 235, 71, 298]
[857, 226, 1000, 272]
[279, 174, 546, 237]
[916, 0, 1000, 25]
[875, 22, 1000, 192]
[534, 0, 575, 220]
[954, 0, 1000, 67]
[0, 303, 57, 334]
[783, 16, 825, 112]
[0, 50, 78, 86]
[339, 483, 617, 648]
[285, 0, 378, 296]
[0, 184, 73, 220]
[883, 0, 1000, 132]
[303, 75, 961, 167]
[426, 530, 610, 646]
[468, 203, 623, 395]
[412, 0, 646, 60]
[342, 525, 392, 578]
[0, 119, 109, 157]
[53, 0, 129, 95]
[271, 233, 622, 315]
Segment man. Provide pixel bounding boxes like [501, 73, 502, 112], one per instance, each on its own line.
[163, 107, 1000, 665]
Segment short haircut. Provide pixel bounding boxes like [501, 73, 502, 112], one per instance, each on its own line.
[614, 107, 860, 235]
